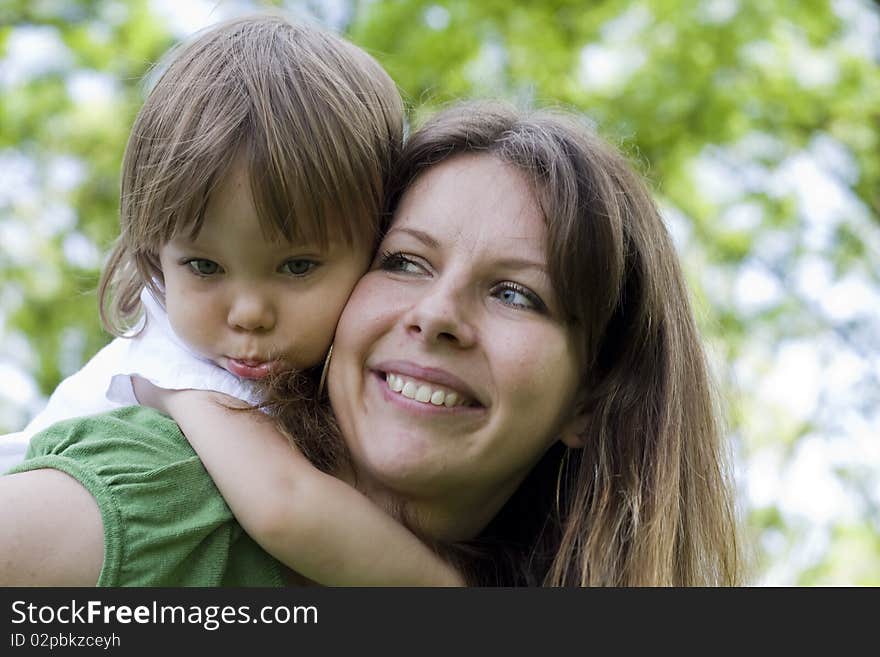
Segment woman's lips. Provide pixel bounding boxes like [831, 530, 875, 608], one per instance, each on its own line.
[384, 372, 474, 407]
[226, 358, 278, 380]
[371, 360, 484, 407]
[371, 370, 485, 418]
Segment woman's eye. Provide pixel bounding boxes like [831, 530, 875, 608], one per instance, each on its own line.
[186, 259, 221, 276]
[493, 283, 545, 312]
[280, 259, 318, 276]
[379, 251, 426, 275]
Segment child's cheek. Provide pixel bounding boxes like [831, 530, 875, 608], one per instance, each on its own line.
[165, 289, 218, 357]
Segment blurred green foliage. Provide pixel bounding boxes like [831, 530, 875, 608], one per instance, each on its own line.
[1, 0, 878, 584]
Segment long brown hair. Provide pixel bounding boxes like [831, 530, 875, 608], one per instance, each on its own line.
[384, 102, 741, 586]
[98, 14, 403, 334]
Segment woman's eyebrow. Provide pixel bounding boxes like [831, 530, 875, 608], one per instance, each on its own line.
[385, 226, 439, 248]
[388, 227, 547, 272]
[493, 258, 548, 274]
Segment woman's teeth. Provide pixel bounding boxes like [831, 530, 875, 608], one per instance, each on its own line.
[385, 373, 470, 408]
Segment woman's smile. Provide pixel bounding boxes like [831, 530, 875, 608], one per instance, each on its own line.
[384, 372, 474, 408]
[368, 367, 487, 419]
[373, 359, 485, 408]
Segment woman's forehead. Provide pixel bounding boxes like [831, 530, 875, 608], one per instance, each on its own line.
[393, 154, 547, 256]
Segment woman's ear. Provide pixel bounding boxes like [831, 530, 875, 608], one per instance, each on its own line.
[560, 390, 591, 448]
[559, 411, 589, 448]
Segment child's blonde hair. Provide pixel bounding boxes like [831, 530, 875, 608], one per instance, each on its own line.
[99, 14, 404, 335]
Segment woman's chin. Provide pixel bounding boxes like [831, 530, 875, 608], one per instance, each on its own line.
[351, 438, 460, 504]
[355, 442, 443, 492]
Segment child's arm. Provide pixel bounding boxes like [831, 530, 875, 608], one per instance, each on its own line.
[132, 379, 464, 586]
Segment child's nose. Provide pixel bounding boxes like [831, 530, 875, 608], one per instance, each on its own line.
[227, 293, 276, 332]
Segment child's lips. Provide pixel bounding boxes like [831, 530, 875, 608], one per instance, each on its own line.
[226, 358, 278, 379]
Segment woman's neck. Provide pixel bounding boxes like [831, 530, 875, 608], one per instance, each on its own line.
[338, 466, 509, 544]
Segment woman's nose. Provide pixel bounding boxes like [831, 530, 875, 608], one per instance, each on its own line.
[227, 292, 276, 332]
[404, 281, 476, 348]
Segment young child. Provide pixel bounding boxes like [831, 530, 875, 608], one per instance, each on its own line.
[3, 14, 462, 586]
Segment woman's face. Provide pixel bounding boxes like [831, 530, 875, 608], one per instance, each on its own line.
[329, 154, 584, 541]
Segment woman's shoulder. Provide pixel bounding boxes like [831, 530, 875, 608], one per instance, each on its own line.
[24, 405, 196, 467]
[9, 406, 284, 586]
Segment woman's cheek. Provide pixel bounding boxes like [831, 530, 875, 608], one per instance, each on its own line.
[347, 275, 409, 334]
[503, 327, 579, 417]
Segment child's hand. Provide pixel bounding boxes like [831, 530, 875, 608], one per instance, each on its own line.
[132, 377, 245, 418]
[131, 376, 176, 415]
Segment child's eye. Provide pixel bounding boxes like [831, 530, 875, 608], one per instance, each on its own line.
[280, 259, 318, 276]
[186, 259, 222, 276]
[492, 283, 546, 312]
[379, 251, 426, 275]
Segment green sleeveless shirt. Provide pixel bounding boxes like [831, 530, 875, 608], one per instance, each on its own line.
[7, 405, 284, 587]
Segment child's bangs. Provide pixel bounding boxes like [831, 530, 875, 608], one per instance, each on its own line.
[161, 128, 246, 245]
[247, 89, 388, 250]
[246, 132, 380, 249]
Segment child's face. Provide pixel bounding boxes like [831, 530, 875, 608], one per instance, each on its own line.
[158, 161, 371, 379]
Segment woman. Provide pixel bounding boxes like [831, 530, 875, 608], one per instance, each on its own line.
[323, 102, 740, 585]
[0, 102, 741, 586]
